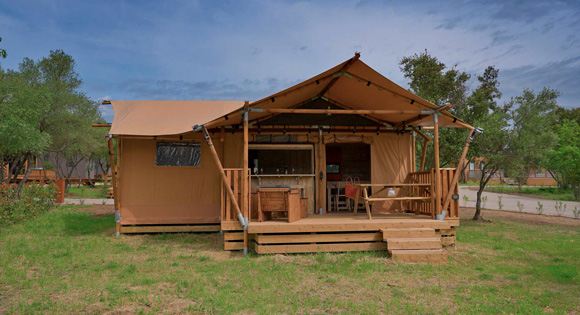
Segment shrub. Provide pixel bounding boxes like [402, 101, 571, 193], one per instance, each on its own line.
[554, 201, 567, 217]
[497, 195, 504, 210]
[0, 183, 56, 226]
[481, 196, 488, 209]
[517, 200, 524, 212]
[572, 206, 580, 219]
[462, 195, 469, 207]
[536, 202, 544, 215]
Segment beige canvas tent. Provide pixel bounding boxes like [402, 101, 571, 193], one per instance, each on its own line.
[102, 54, 474, 261]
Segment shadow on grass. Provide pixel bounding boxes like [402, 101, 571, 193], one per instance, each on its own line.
[62, 211, 115, 236]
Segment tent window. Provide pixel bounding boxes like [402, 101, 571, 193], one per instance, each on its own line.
[156, 142, 201, 167]
[469, 162, 475, 171]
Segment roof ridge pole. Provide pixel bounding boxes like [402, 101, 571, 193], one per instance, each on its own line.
[242, 101, 250, 255]
[318, 52, 360, 97]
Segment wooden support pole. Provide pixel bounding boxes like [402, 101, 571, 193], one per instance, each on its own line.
[411, 127, 431, 142]
[92, 123, 111, 127]
[412, 131, 416, 172]
[242, 101, 249, 255]
[433, 114, 441, 216]
[441, 128, 475, 215]
[106, 135, 120, 236]
[199, 126, 245, 224]
[420, 137, 429, 172]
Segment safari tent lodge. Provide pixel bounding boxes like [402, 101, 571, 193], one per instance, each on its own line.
[101, 54, 475, 263]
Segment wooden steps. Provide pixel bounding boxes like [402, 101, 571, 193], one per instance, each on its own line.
[390, 249, 448, 264]
[381, 228, 447, 264]
[384, 238, 442, 250]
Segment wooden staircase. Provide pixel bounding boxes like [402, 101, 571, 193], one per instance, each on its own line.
[382, 228, 448, 264]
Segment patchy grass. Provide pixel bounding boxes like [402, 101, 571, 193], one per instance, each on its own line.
[0, 206, 579, 314]
[483, 185, 577, 202]
[65, 186, 109, 199]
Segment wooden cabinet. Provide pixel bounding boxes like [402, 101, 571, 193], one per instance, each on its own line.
[254, 188, 308, 223]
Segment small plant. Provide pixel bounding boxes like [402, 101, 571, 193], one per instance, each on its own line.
[536, 201, 544, 215]
[573, 206, 580, 219]
[462, 195, 469, 207]
[554, 201, 567, 217]
[481, 196, 488, 209]
[79, 198, 85, 205]
[497, 195, 504, 210]
[102, 199, 107, 205]
[517, 200, 524, 212]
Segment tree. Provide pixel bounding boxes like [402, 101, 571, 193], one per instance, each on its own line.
[0, 36, 6, 59]
[0, 50, 105, 191]
[543, 119, 580, 200]
[399, 50, 472, 169]
[469, 88, 559, 220]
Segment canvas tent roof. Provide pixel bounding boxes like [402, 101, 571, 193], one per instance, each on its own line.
[108, 55, 471, 136]
[109, 100, 244, 136]
[209, 55, 471, 129]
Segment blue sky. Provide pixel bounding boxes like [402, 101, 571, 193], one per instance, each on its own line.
[1, 0, 579, 122]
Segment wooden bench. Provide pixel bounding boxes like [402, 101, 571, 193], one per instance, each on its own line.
[351, 183, 433, 220]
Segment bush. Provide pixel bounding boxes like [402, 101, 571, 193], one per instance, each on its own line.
[0, 183, 57, 226]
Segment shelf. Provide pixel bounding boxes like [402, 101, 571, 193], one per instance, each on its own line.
[252, 174, 315, 177]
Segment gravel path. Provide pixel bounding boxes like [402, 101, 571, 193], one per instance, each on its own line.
[63, 198, 114, 205]
[459, 186, 580, 219]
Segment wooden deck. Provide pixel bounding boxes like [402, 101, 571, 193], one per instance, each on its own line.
[223, 212, 458, 260]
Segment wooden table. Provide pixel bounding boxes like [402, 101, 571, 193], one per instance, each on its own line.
[350, 183, 432, 220]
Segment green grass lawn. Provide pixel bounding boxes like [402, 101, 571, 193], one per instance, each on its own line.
[1, 206, 579, 314]
[65, 186, 109, 199]
[483, 185, 577, 202]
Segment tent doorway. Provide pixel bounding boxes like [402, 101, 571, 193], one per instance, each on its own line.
[325, 143, 371, 212]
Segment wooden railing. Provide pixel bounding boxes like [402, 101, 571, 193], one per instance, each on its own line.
[220, 168, 251, 223]
[405, 170, 435, 217]
[405, 168, 459, 218]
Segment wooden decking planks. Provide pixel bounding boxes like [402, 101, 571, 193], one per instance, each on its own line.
[248, 219, 451, 234]
[254, 232, 382, 244]
[390, 249, 448, 264]
[120, 225, 221, 234]
[255, 242, 387, 254]
[381, 228, 436, 238]
[385, 237, 442, 250]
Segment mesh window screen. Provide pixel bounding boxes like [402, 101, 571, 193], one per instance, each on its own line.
[155, 142, 201, 166]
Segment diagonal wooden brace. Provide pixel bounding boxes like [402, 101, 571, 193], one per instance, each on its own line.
[197, 125, 246, 228]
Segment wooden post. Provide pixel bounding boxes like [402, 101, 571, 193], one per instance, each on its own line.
[442, 128, 475, 214]
[420, 138, 428, 171]
[412, 131, 416, 172]
[106, 135, 120, 236]
[242, 101, 249, 255]
[199, 126, 245, 226]
[433, 114, 441, 216]
[317, 131, 326, 214]
[116, 137, 121, 208]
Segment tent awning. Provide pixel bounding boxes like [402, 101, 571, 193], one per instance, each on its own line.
[109, 100, 244, 136]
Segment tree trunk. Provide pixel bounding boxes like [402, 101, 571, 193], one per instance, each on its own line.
[16, 155, 33, 196]
[473, 182, 484, 220]
[473, 166, 495, 221]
